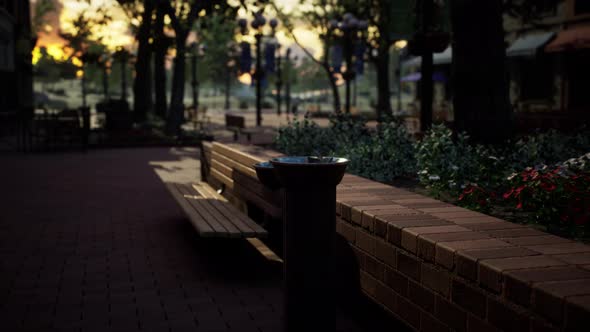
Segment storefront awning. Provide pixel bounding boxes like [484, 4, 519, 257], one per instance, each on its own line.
[545, 25, 590, 52]
[506, 32, 555, 57]
[402, 47, 453, 68]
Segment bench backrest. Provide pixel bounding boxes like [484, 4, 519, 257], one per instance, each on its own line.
[225, 114, 245, 129]
[202, 141, 283, 219]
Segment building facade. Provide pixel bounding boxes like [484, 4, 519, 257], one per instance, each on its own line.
[504, 0, 590, 129]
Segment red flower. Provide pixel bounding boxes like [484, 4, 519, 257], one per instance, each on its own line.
[540, 182, 557, 192]
[514, 186, 526, 196]
[503, 188, 514, 199]
[516, 201, 523, 209]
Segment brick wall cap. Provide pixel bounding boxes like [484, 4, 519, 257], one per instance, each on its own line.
[534, 279, 590, 299]
[405, 225, 471, 236]
[481, 255, 567, 274]
[503, 235, 573, 246]
[525, 243, 590, 255]
[458, 247, 539, 262]
[505, 266, 590, 285]
[438, 238, 511, 252]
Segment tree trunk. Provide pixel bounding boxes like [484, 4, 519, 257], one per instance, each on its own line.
[103, 65, 109, 100]
[322, 61, 341, 113]
[18, 0, 34, 110]
[450, 0, 512, 143]
[328, 71, 341, 113]
[166, 35, 187, 136]
[133, 0, 154, 122]
[420, 52, 433, 131]
[375, 47, 392, 120]
[154, 3, 167, 119]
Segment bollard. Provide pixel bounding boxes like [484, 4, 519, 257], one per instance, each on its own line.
[261, 156, 348, 332]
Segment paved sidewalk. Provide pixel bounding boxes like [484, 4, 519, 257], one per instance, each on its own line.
[0, 148, 395, 332]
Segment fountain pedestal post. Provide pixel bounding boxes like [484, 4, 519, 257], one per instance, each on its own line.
[265, 157, 348, 332]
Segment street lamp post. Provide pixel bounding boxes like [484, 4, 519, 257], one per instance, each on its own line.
[254, 31, 263, 126]
[285, 48, 292, 117]
[276, 44, 282, 116]
[394, 40, 408, 113]
[329, 14, 368, 114]
[239, 14, 279, 127]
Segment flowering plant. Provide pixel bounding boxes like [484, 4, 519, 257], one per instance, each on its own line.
[457, 183, 496, 213]
[503, 164, 590, 237]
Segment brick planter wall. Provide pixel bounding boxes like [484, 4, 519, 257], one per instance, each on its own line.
[203, 143, 590, 332]
[336, 173, 590, 332]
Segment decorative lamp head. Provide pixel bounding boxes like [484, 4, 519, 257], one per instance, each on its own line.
[358, 20, 368, 31]
[348, 18, 359, 30]
[269, 18, 278, 29]
[238, 18, 248, 29]
[328, 19, 338, 30]
[343, 13, 354, 23]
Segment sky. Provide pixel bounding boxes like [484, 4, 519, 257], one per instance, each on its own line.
[33, 0, 322, 64]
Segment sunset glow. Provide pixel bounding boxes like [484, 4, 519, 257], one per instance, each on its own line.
[33, 0, 324, 64]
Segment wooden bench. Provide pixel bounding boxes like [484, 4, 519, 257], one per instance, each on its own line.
[202, 142, 284, 220]
[165, 181, 267, 238]
[189, 106, 210, 132]
[225, 113, 255, 142]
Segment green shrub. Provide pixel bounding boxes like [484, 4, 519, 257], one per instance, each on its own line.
[275, 114, 416, 182]
[275, 116, 331, 156]
[415, 124, 501, 195]
[345, 121, 416, 181]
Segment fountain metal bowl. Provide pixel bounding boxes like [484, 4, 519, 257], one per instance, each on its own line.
[269, 156, 349, 188]
[253, 161, 282, 190]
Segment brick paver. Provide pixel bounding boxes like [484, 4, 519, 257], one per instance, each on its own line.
[0, 148, 399, 332]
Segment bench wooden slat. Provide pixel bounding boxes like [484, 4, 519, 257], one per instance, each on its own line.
[218, 200, 268, 237]
[213, 142, 266, 167]
[174, 183, 230, 236]
[210, 168, 234, 190]
[202, 198, 259, 237]
[192, 183, 266, 237]
[211, 151, 258, 179]
[176, 183, 241, 238]
[192, 198, 243, 238]
[164, 183, 217, 237]
[211, 158, 233, 179]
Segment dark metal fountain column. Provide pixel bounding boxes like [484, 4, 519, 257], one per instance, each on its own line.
[268, 157, 348, 332]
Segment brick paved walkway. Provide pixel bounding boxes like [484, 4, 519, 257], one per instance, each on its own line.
[0, 148, 401, 332]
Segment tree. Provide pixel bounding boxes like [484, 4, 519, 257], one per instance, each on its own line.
[31, 0, 56, 46]
[196, 14, 237, 90]
[161, 0, 236, 136]
[153, 1, 172, 118]
[59, 1, 111, 107]
[450, 0, 511, 143]
[449, 0, 559, 143]
[274, 0, 343, 113]
[117, 0, 155, 122]
[341, 0, 398, 120]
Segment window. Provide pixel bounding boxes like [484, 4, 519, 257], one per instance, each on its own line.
[520, 57, 554, 101]
[575, 0, 590, 15]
